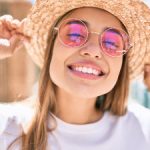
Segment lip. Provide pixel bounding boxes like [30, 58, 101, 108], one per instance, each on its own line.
[67, 60, 106, 80]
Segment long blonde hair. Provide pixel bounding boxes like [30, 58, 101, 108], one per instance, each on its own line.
[9, 9, 129, 150]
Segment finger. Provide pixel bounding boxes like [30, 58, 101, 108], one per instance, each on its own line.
[0, 15, 13, 22]
[10, 30, 30, 40]
[3, 19, 16, 31]
[1, 18, 21, 33]
[0, 15, 14, 31]
[0, 16, 25, 38]
[11, 19, 21, 28]
[0, 20, 12, 38]
[0, 35, 22, 59]
[16, 18, 26, 33]
[0, 24, 11, 39]
[6, 19, 25, 35]
[9, 35, 22, 52]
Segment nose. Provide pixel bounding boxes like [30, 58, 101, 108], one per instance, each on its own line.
[79, 34, 103, 59]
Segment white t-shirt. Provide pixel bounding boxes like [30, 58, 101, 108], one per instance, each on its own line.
[0, 102, 150, 150]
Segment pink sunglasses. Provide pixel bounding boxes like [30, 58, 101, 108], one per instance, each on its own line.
[54, 18, 132, 57]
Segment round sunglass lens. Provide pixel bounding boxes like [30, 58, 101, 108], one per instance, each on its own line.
[59, 19, 88, 47]
[100, 28, 128, 57]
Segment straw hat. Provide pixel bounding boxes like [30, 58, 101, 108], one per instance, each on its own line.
[23, 0, 150, 79]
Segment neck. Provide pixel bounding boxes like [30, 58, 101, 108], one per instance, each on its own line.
[54, 88, 103, 124]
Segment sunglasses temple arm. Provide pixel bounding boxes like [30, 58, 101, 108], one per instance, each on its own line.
[116, 48, 132, 53]
[54, 27, 59, 31]
[116, 50, 127, 52]
[118, 45, 133, 52]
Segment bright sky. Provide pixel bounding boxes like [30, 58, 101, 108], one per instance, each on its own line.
[144, 0, 150, 7]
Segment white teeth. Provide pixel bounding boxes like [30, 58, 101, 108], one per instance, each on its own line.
[79, 67, 82, 72]
[83, 67, 87, 73]
[87, 68, 93, 74]
[73, 66, 100, 76]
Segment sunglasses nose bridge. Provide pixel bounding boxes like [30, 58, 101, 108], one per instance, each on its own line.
[91, 31, 100, 35]
[87, 31, 102, 51]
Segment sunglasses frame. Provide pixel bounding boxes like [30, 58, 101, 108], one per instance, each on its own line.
[54, 18, 133, 57]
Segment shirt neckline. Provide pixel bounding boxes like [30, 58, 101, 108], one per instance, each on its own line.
[49, 111, 110, 133]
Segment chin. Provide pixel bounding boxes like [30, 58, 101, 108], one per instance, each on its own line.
[67, 88, 111, 99]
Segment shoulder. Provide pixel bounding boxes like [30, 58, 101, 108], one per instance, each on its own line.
[106, 102, 150, 149]
[0, 97, 37, 149]
[128, 101, 150, 122]
[0, 117, 22, 150]
[0, 95, 37, 134]
[127, 101, 150, 141]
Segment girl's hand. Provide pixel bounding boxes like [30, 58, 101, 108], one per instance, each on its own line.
[0, 15, 30, 59]
[144, 64, 150, 91]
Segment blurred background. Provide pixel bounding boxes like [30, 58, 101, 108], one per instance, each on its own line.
[0, 0, 149, 108]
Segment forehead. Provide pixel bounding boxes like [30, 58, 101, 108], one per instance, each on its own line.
[61, 7, 125, 31]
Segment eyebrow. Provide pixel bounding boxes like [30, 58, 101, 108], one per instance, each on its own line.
[66, 19, 89, 27]
[66, 20, 125, 36]
[106, 28, 122, 36]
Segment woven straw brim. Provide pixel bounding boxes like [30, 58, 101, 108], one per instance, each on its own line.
[23, 0, 150, 79]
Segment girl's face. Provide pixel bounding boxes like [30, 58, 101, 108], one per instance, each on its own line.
[49, 7, 125, 98]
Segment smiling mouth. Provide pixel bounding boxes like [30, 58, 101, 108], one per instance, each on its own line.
[67, 65, 105, 77]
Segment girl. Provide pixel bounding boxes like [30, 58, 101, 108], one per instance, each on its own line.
[0, 0, 150, 150]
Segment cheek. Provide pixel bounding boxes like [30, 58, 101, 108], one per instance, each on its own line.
[49, 40, 63, 83]
[49, 39, 73, 85]
[111, 60, 122, 76]
[107, 57, 123, 87]
[49, 49, 64, 83]
[49, 55, 65, 89]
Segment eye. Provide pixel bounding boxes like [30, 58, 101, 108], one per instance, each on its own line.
[67, 33, 85, 38]
[103, 40, 119, 49]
